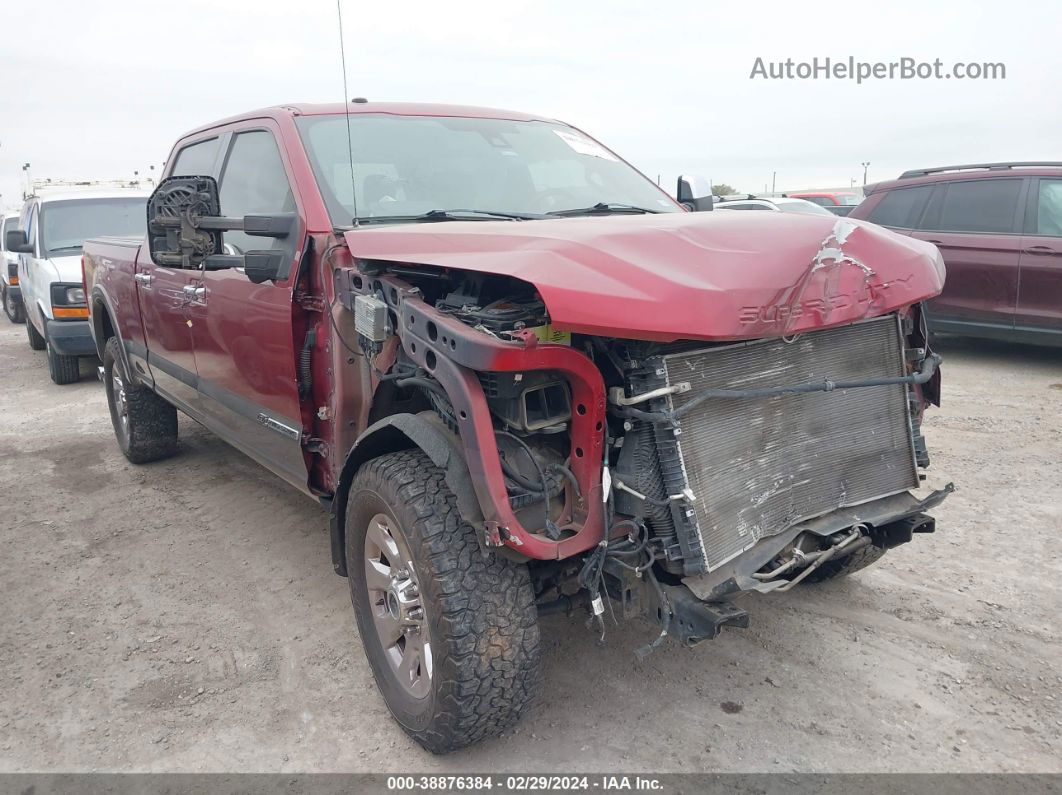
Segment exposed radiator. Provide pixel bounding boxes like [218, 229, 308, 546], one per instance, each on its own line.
[661, 315, 919, 572]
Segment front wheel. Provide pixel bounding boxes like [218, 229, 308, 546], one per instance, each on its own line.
[346, 450, 541, 754]
[3, 286, 24, 324]
[46, 340, 81, 385]
[103, 337, 178, 463]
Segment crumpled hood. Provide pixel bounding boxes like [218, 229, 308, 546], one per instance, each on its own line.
[343, 211, 944, 342]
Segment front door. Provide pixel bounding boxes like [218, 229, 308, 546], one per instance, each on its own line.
[1016, 178, 1062, 335]
[188, 125, 308, 490]
[911, 177, 1026, 332]
[137, 136, 227, 408]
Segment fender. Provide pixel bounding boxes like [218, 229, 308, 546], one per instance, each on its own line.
[328, 411, 483, 576]
[89, 287, 135, 385]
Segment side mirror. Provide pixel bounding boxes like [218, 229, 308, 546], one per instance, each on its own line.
[5, 228, 34, 254]
[148, 176, 227, 268]
[677, 175, 715, 212]
[147, 175, 295, 280]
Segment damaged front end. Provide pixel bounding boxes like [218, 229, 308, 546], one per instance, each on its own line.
[337, 213, 952, 653]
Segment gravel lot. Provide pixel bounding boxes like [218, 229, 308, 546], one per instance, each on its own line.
[0, 318, 1059, 774]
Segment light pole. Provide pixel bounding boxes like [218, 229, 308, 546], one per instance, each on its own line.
[861, 161, 870, 185]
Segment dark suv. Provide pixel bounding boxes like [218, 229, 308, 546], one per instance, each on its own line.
[849, 162, 1062, 345]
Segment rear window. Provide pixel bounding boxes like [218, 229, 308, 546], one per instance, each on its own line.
[171, 137, 221, 177]
[867, 186, 933, 228]
[934, 178, 1022, 234]
[1036, 179, 1062, 236]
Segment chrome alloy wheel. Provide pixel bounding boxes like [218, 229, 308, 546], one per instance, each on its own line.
[363, 513, 433, 698]
[111, 370, 129, 436]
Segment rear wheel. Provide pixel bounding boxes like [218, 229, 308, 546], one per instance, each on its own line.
[103, 336, 178, 463]
[46, 340, 81, 385]
[802, 544, 887, 583]
[3, 286, 24, 324]
[26, 317, 45, 350]
[346, 450, 541, 753]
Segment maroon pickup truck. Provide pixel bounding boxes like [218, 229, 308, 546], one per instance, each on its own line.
[84, 102, 952, 753]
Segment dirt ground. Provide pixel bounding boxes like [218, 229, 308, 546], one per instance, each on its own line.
[0, 318, 1059, 774]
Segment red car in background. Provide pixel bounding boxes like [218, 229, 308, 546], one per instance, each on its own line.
[849, 162, 1062, 346]
[789, 191, 863, 216]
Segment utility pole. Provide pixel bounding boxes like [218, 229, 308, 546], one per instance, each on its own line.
[771, 171, 776, 195]
[861, 161, 870, 185]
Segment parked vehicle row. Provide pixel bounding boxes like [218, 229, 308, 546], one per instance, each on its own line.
[849, 162, 1062, 346]
[69, 101, 950, 753]
[4, 187, 148, 382]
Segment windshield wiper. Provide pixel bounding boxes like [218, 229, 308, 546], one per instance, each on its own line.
[47, 245, 83, 252]
[355, 209, 542, 225]
[546, 202, 661, 217]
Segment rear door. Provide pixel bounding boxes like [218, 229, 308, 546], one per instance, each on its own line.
[135, 136, 225, 408]
[910, 177, 1026, 331]
[1016, 178, 1062, 335]
[187, 124, 308, 489]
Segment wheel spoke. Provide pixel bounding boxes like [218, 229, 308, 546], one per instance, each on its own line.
[372, 611, 403, 649]
[364, 559, 391, 594]
[366, 517, 400, 562]
[398, 633, 422, 684]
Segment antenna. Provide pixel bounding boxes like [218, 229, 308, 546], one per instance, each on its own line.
[336, 0, 359, 227]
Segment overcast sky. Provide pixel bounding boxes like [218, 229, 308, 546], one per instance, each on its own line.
[1, 0, 1058, 209]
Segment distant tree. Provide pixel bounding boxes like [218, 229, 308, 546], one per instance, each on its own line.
[711, 183, 736, 196]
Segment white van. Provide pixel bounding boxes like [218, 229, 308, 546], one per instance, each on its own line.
[2, 213, 22, 323]
[6, 190, 147, 383]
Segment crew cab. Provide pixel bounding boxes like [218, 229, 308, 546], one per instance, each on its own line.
[83, 102, 951, 753]
[2, 212, 23, 323]
[6, 189, 147, 383]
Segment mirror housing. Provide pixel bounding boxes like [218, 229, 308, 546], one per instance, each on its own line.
[203, 250, 286, 284]
[677, 175, 715, 212]
[5, 228, 33, 254]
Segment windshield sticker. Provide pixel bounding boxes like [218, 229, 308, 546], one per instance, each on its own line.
[553, 129, 619, 161]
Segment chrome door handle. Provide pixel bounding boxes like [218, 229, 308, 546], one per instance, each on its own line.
[182, 285, 206, 300]
[134, 272, 154, 286]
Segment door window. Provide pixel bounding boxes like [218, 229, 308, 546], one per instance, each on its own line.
[935, 178, 1022, 234]
[1035, 179, 1062, 236]
[171, 137, 221, 177]
[218, 130, 295, 254]
[868, 185, 933, 228]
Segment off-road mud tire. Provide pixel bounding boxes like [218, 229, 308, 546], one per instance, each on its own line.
[103, 336, 178, 463]
[346, 449, 541, 754]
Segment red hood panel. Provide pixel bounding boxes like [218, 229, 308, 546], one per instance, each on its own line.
[343, 212, 944, 342]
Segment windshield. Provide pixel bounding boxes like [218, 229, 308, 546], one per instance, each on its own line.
[296, 114, 680, 225]
[838, 194, 862, 205]
[39, 197, 146, 258]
